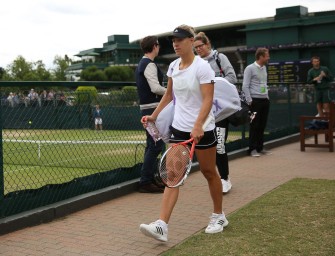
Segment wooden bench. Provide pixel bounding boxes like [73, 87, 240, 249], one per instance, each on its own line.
[299, 102, 335, 152]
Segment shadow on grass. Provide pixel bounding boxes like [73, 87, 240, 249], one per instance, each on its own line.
[162, 178, 335, 256]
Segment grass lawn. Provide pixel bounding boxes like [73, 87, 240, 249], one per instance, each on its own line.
[162, 178, 335, 256]
[2, 129, 146, 194]
[2, 128, 246, 194]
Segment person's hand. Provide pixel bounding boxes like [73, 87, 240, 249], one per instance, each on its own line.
[141, 116, 148, 128]
[141, 115, 155, 128]
[320, 71, 326, 77]
[190, 124, 204, 144]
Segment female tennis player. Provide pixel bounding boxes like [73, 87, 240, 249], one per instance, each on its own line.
[139, 25, 228, 242]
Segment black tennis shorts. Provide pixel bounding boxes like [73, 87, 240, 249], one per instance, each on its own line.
[169, 126, 217, 149]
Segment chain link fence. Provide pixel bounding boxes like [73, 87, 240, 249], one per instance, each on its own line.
[0, 82, 145, 217]
[1, 81, 334, 218]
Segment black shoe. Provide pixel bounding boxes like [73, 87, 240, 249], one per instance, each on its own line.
[153, 178, 165, 189]
[139, 183, 164, 193]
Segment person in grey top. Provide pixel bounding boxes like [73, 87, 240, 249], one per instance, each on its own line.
[242, 48, 271, 157]
[193, 35, 237, 84]
[194, 31, 237, 193]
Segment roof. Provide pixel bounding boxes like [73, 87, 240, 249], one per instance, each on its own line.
[74, 48, 102, 57]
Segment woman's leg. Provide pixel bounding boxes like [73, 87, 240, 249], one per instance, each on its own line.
[196, 146, 222, 213]
[159, 187, 179, 223]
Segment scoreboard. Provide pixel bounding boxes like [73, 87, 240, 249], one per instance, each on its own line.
[267, 60, 311, 83]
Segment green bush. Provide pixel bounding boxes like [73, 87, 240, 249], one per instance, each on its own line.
[75, 86, 98, 105]
[122, 86, 138, 104]
[104, 66, 134, 81]
[106, 86, 138, 106]
[80, 66, 107, 81]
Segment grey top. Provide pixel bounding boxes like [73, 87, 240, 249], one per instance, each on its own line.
[242, 61, 269, 103]
[203, 50, 237, 84]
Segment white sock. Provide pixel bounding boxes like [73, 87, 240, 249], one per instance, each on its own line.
[157, 219, 168, 229]
[212, 212, 225, 218]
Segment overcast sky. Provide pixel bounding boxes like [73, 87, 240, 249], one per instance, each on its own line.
[1, 0, 334, 69]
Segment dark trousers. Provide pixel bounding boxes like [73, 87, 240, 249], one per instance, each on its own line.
[215, 119, 229, 180]
[140, 108, 165, 185]
[249, 98, 270, 152]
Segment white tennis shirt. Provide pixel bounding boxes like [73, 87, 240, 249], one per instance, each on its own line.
[167, 56, 215, 132]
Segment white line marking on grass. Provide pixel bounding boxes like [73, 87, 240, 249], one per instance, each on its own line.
[4, 139, 146, 174]
[3, 139, 146, 144]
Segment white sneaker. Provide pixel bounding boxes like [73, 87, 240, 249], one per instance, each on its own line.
[250, 149, 260, 157]
[139, 220, 168, 242]
[222, 179, 232, 193]
[205, 213, 229, 234]
[259, 149, 272, 155]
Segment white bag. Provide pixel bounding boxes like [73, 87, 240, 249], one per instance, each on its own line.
[155, 100, 175, 143]
[212, 77, 241, 122]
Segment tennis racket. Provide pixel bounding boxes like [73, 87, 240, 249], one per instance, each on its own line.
[158, 116, 212, 188]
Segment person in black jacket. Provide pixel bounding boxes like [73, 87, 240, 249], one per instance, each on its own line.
[135, 36, 166, 193]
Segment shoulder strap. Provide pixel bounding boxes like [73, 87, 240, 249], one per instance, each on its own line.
[214, 52, 224, 77]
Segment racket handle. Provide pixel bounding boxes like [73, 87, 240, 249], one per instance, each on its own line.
[202, 115, 213, 130]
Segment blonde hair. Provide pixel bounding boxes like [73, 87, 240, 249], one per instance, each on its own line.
[194, 32, 211, 48]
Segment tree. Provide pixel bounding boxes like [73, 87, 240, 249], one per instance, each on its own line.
[4, 56, 51, 81]
[34, 60, 51, 81]
[80, 66, 107, 81]
[53, 55, 71, 81]
[0, 67, 5, 80]
[6, 56, 33, 81]
[104, 66, 134, 81]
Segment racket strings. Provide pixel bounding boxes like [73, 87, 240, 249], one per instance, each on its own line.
[160, 145, 190, 187]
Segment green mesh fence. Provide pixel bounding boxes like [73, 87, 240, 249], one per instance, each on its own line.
[0, 83, 145, 217]
[0, 82, 334, 218]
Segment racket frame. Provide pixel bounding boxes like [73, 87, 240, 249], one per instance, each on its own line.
[159, 138, 195, 188]
[158, 115, 212, 188]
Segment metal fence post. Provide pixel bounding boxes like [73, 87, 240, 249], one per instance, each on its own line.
[0, 101, 4, 218]
[287, 84, 292, 129]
